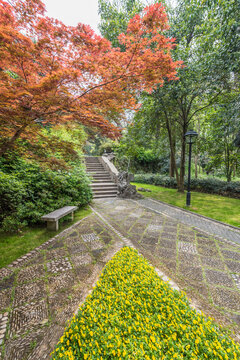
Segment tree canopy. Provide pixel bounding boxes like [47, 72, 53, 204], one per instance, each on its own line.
[0, 0, 180, 158]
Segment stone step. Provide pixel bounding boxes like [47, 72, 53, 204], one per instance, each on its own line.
[92, 189, 117, 195]
[85, 160, 101, 164]
[86, 164, 101, 167]
[92, 179, 113, 183]
[91, 175, 111, 179]
[91, 185, 117, 191]
[86, 167, 106, 172]
[92, 186, 117, 191]
[91, 182, 116, 187]
[93, 194, 117, 199]
[86, 164, 103, 166]
[88, 171, 108, 175]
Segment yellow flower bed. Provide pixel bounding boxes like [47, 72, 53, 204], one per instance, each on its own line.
[51, 247, 240, 359]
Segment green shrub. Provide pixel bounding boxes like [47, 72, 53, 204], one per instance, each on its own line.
[114, 147, 169, 174]
[134, 174, 240, 198]
[0, 160, 92, 232]
[0, 171, 26, 223]
[99, 140, 116, 155]
[51, 247, 240, 360]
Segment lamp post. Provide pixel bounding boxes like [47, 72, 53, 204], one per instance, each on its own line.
[184, 130, 198, 206]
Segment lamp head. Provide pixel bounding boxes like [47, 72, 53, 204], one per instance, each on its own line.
[184, 130, 198, 144]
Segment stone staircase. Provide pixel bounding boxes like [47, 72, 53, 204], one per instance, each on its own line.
[85, 156, 118, 199]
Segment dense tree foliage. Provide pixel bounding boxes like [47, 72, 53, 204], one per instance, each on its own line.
[99, 0, 240, 186]
[0, 0, 180, 160]
[98, 0, 144, 48]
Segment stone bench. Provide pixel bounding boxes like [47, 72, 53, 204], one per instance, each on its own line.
[41, 206, 78, 231]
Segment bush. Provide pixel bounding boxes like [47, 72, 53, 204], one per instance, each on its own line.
[114, 147, 170, 174]
[0, 160, 92, 232]
[134, 174, 240, 199]
[0, 171, 26, 223]
[99, 140, 116, 155]
[51, 247, 240, 360]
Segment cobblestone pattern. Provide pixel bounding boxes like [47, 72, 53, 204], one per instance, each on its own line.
[46, 257, 72, 274]
[81, 233, 99, 243]
[0, 313, 8, 346]
[93, 198, 240, 333]
[0, 214, 119, 360]
[178, 242, 197, 254]
[232, 274, 240, 291]
[1, 198, 240, 359]
[10, 300, 48, 334]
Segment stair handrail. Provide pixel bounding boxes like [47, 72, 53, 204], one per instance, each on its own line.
[99, 155, 119, 184]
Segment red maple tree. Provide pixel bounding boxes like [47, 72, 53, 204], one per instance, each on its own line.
[0, 0, 181, 157]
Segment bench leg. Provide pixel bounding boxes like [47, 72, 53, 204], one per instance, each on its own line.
[71, 212, 74, 221]
[47, 220, 59, 231]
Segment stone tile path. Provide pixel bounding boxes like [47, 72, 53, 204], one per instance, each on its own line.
[138, 198, 240, 244]
[0, 214, 124, 360]
[93, 198, 240, 335]
[0, 197, 240, 359]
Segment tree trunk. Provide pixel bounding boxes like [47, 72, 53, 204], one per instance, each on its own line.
[225, 144, 232, 182]
[0, 124, 28, 157]
[164, 115, 179, 184]
[178, 131, 186, 192]
[195, 155, 198, 178]
[169, 142, 176, 177]
[233, 165, 236, 178]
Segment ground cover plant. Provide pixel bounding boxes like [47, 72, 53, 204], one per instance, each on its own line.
[133, 182, 240, 228]
[0, 206, 92, 268]
[51, 247, 240, 359]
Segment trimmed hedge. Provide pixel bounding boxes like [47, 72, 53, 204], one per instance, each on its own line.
[51, 247, 240, 360]
[134, 174, 240, 199]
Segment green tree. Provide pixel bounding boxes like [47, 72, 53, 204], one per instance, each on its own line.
[133, 0, 239, 191]
[203, 93, 240, 181]
[98, 0, 144, 48]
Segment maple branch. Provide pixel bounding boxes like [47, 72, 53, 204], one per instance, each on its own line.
[123, 42, 140, 72]
[70, 38, 142, 104]
[71, 75, 127, 102]
[0, 123, 28, 157]
[20, 61, 28, 83]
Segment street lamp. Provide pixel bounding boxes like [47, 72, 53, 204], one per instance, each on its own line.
[184, 130, 198, 206]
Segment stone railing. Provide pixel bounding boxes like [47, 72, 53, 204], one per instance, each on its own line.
[100, 155, 142, 199]
[99, 155, 119, 184]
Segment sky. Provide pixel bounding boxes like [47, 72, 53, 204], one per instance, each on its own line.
[43, 0, 176, 35]
[44, 0, 101, 34]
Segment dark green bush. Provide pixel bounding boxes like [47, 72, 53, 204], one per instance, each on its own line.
[0, 171, 26, 225]
[0, 160, 92, 232]
[134, 174, 240, 199]
[114, 146, 170, 174]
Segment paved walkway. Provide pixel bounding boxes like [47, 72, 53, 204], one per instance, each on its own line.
[0, 214, 124, 360]
[0, 197, 240, 359]
[93, 198, 240, 331]
[137, 198, 240, 245]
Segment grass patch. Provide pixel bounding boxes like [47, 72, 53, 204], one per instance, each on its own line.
[0, 206, 92, 268]
[133, 183, 240, 227]
[51, 247, 240, 360]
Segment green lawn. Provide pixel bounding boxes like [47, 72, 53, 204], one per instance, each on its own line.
[133, 183, 240, 228]
[0, 206, 92, 269]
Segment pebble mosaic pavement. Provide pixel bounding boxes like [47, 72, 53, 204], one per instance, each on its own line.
[0, 198, 240, 359]
[0, 214, 124, 359]
[93, 199, 240, 333]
